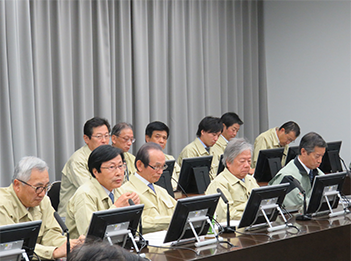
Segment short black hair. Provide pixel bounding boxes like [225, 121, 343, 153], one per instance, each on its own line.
[88, 145, 124, 178]
[111, 122, 133, 137]
[220, 112, 243, 127]
[145, 121, 170, 138]
[134, 142, 163, 171]
[196, 116, 222, 137]
[83, 117, 111, 139]
[298, 132, 327, 155]
[279, 121, 300, 137]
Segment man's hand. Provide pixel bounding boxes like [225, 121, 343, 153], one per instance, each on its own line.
[52, 235, 85, 259]
[114, 192, 140, 207]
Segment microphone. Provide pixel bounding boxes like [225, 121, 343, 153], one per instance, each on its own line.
[216, 188, 235, 233]
[281, 176, 311, 221]
[340, 156, 351, 178]
[172, 177, 188, 197]
[128, 198, 135, 205]
[54, 212, 70, 257]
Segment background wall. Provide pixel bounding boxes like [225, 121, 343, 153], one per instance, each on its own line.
[264, 1, 351, 166]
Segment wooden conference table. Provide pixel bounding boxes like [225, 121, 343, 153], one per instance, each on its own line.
[141, 208, 351, 261]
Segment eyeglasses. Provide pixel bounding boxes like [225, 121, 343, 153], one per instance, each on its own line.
[101, 163, 127, 172]
[118, 136, 136, 144]
[148, 164, 168, 171]
[17, 179, 52, 194]
[91, 134, 110, 140]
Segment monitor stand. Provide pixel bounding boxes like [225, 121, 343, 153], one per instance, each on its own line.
[105, 228, 141, 253]
[0, 240, 30, 261]
[246, 202, 291, 232]
[193, 166, 211, 194]
[171, 215, 222, 248]
[324, 190, 350, 218]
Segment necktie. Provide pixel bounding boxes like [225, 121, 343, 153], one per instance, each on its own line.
[109, 192, 114, 204]
[148, 183, 156, 194]
[205, 147, 210, 153]
[309, 170, 314, 184]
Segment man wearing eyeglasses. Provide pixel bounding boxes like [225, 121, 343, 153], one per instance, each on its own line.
[118, 142, 177, 234]
[0, 156, 84, 260]
[252, 121, 301, 168]
[111, 122, 137, 181]
[58, 117, 111, 219]
[65, 145, 139, 239]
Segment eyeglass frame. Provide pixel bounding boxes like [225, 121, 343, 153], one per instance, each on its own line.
[117, 136, 136, 144]
[100, 163, 127, 172]
[17, 179, 52, 194]
[91, 134, 111, 140]
[148, 164, 168, 171]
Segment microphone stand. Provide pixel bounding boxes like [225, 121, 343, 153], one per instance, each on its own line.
[54, 212, 70, 257]
[295, 191, 311, 221]
[223, 202, 236, 233]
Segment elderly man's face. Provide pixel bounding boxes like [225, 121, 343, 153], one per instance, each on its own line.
[14, 169, 50, 208]
[112, 128, 134, 152]
[136, 149, 165, 184]
[94, 154, 125, 191]
[226, 149, 251, 180]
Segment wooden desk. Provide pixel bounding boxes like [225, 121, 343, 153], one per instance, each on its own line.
[143, 212, 351, 261]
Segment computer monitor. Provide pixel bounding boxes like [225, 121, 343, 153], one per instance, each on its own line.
[178, 156, 213, 194]
[306, 172, 347, 217]
[216, 154, 225, 175]
[254, 148, 285, 182]
[238, 183, 290, 231]
[0, 220, 42, 261]
[285, 146, 299, 166]
[319, 141, 342, 173]
[164, 193, 220, 246]
[86, 205, 144, 247]
[155, 160, 175, 198]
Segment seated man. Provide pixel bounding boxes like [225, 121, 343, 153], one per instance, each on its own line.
[269, 132, 327, 208]
[205, 138, 259, 221]
[65, 145, 140, 239]
[145, 121, 181, 190]
[212, 112, 243, 155]
[118, 142, 177, 234]
[177, 116, 222, 179]
[0, 157, 83, 260]
[252, 121, 300, 168]
[111, 122, 137, 181]
[58, 117, 111, 218]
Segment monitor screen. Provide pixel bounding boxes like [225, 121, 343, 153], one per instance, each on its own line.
[0, 220, 42, 261]
[155, 160, 175, 198]
[86, 205, 144, 245]
[178, 156, 213, 194]
[319, 141, 342, 173]
[306, 172, 346, 215]
[216, 154, 224, 175]
[285, 146, 299, 166]
[254, 148, 285, 182]
[164, 193, 220, 244]
[238, 183, 290, 229]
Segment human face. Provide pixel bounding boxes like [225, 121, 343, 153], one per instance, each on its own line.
[14, 169, 50, 208]
[300, 146, 326, 170]
[84, 125, 110, 151]
[222, 123, 241, 141]
[200, 130, 221, 147]
[137, 149, 165, 183]
[145, 130, 168, 150]
[112, 128, 134, 152]
[226, 149, 252, 180]
[94, 155, 125, 191]
[277, 129, 297, 146]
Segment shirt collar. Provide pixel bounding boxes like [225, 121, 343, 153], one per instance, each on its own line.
[221, 134, 229, 143]
[135, 173, 151, 186]
[297, 156, 311, 174]
[198, 137, 209, 150]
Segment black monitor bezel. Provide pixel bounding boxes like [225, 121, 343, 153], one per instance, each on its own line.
[0, 220, 42, 261]
[163, 193, 220, 244]
[319, 141, 342, 173]
[306, 172, 346, 215]
[254, 148, 285, 182]
[155, 160, 175, 197]
[178, 156, 213, 194]
[238, 183, 290, 229]
[285, 145, 299, 166]
[86, 205, 144, 242]
[216, 154, 225, 175]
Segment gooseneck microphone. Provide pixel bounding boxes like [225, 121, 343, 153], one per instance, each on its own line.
[217, 188, 235, 233]
[281, 175, 311, 221]
[172, 177, 188, 197]
[54, 212, 70, 257]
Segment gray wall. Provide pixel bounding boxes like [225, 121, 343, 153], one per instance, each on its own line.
[264, 1, 351, 166]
